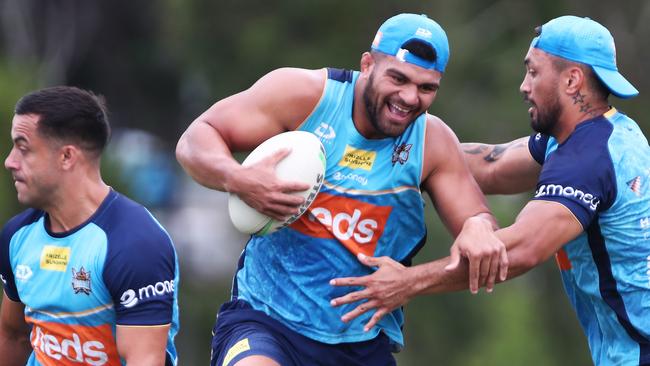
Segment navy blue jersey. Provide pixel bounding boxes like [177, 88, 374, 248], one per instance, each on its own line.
[528, 108, 650, 365]
[0, 189, 179, 365]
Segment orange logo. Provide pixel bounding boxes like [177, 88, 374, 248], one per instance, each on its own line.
[291, 192, 392, 256]
[555, 248, 572, 271]
[27, 318, 120, 366]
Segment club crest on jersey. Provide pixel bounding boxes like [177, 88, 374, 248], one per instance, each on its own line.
[71, 267, 91, 295]
[392, 143, 412, 166]
[627, 176, 642, 197]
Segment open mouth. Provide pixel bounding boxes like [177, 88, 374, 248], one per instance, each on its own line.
[387, 102, 413, 120]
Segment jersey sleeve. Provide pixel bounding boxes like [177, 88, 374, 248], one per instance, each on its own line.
[528, 132, 550, 165]
[0, 222, 19, 301]
[532, 138, 616, 228]
[102, 208, 178, 326]
[0, 210, 41, 302]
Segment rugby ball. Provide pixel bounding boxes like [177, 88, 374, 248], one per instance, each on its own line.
[228, 131, 326, 235]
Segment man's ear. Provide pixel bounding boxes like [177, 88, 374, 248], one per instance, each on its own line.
[59, 145, 80, 170]
[360, 52, 375, 77]
[565, 66, 586, 95]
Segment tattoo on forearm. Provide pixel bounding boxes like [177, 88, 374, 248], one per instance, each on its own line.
[462, 144, 489, 155]
[483, 141, 526, 162]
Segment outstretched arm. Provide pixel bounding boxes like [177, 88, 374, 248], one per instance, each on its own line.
[331, 200, 583, 330]
[175, 67, 326, 220]
[461, 136, 541, 194]
[0, 292, 31, 366]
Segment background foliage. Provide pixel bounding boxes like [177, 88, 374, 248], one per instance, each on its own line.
[0, 1, 648, 364]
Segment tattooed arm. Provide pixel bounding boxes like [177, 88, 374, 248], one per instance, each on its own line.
[461, 137, 541, 194]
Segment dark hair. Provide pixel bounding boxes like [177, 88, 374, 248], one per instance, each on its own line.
[370, 39, 438, 64]
[401, 39, 437, 63]
[14, 86, 110, 157]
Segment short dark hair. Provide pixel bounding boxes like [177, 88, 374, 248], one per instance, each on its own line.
[15, 86, 111, 156]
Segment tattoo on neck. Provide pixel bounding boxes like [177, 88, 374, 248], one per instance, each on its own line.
[573, 91, 601, 116]
[572, 92, 585, 105]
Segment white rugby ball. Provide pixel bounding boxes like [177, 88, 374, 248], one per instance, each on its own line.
[228, 131, 326, 235]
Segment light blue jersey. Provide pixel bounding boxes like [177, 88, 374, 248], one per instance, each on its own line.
[529, 108, 650, 365]
[0, 189, 179, 366]
[233, 68, 428, 348]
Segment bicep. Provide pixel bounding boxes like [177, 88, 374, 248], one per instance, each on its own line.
[462, 136, 541, 194]
[423, 123, 492, 236]
[191, 67, 326, 152]
[117, 325, 169, 365]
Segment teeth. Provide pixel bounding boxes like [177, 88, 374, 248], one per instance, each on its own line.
[391, 103, 410, 113]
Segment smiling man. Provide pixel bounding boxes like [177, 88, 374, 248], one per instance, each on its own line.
[329, 15, 650, 366]
[176, 13, 506, 366]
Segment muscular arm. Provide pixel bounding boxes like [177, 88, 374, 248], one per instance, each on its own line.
[175, 67, 326, 219]
[420, 116, 507, 291]
[330, 200, 583, 329]
[461, 136, 541, 194]
[117, 324, 170, 366]
[409, 200, 583, 294]
[0, 292, 31, 366]
[421, 116, 497, 234]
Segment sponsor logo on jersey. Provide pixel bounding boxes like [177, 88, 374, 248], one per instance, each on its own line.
[627, 176, 642, 197]
[120, 279, 175, 309]
[338, 145, 376, 171]
[555, 248, 572, 271]
[40, 245, 70, 272]
[71, 267, 91, 295]
[314, 122, 336, 140]
[291, 193, 392, 256]
[15, 264, 33, 281]
[29, 319, 119, 365]
[223, 338, 251, 366]
[332, 171, 368, 186]
[0, 274, 6, 285]
[534, 184, 600, 211]
[391, 143, 412, 166]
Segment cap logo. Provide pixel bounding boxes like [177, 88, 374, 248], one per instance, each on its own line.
[396, 48, 408, 62]
[372, 31, 382, 48]
[415, 27, 432, 38]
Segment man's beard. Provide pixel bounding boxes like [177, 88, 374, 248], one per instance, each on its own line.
[530, 94, 562, 135]
[362, 72, 417, 138]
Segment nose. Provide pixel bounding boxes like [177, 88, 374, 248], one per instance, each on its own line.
[519, 76, 530, 96]
[398, 84, 418, 106]
[4, 148, 18, 171]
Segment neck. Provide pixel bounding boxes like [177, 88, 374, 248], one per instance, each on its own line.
[44, 172, 110, 233]
[553, 92, 610, 143]
[352, 76, 376, 139]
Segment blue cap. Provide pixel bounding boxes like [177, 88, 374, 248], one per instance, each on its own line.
[371, 13, 449, 73]
[531, 15, 638, 99]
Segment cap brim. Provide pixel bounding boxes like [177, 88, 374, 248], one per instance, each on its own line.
[593, 66, 639, 99]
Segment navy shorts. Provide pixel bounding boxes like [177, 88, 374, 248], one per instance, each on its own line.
[210, 300, 396, 366]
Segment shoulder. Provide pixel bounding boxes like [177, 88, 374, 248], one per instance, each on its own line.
[1, 209, 43, 245]
[421, 114, 463, 177]
[252, 67, 327, 103]
[96, 192, 174, 254]
[424, 114, 461, 157]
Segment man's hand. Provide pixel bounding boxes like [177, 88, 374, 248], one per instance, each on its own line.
[445, 216, 508, 294]
[230, 148, 311, 220]
[330, 254, 415, 332]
